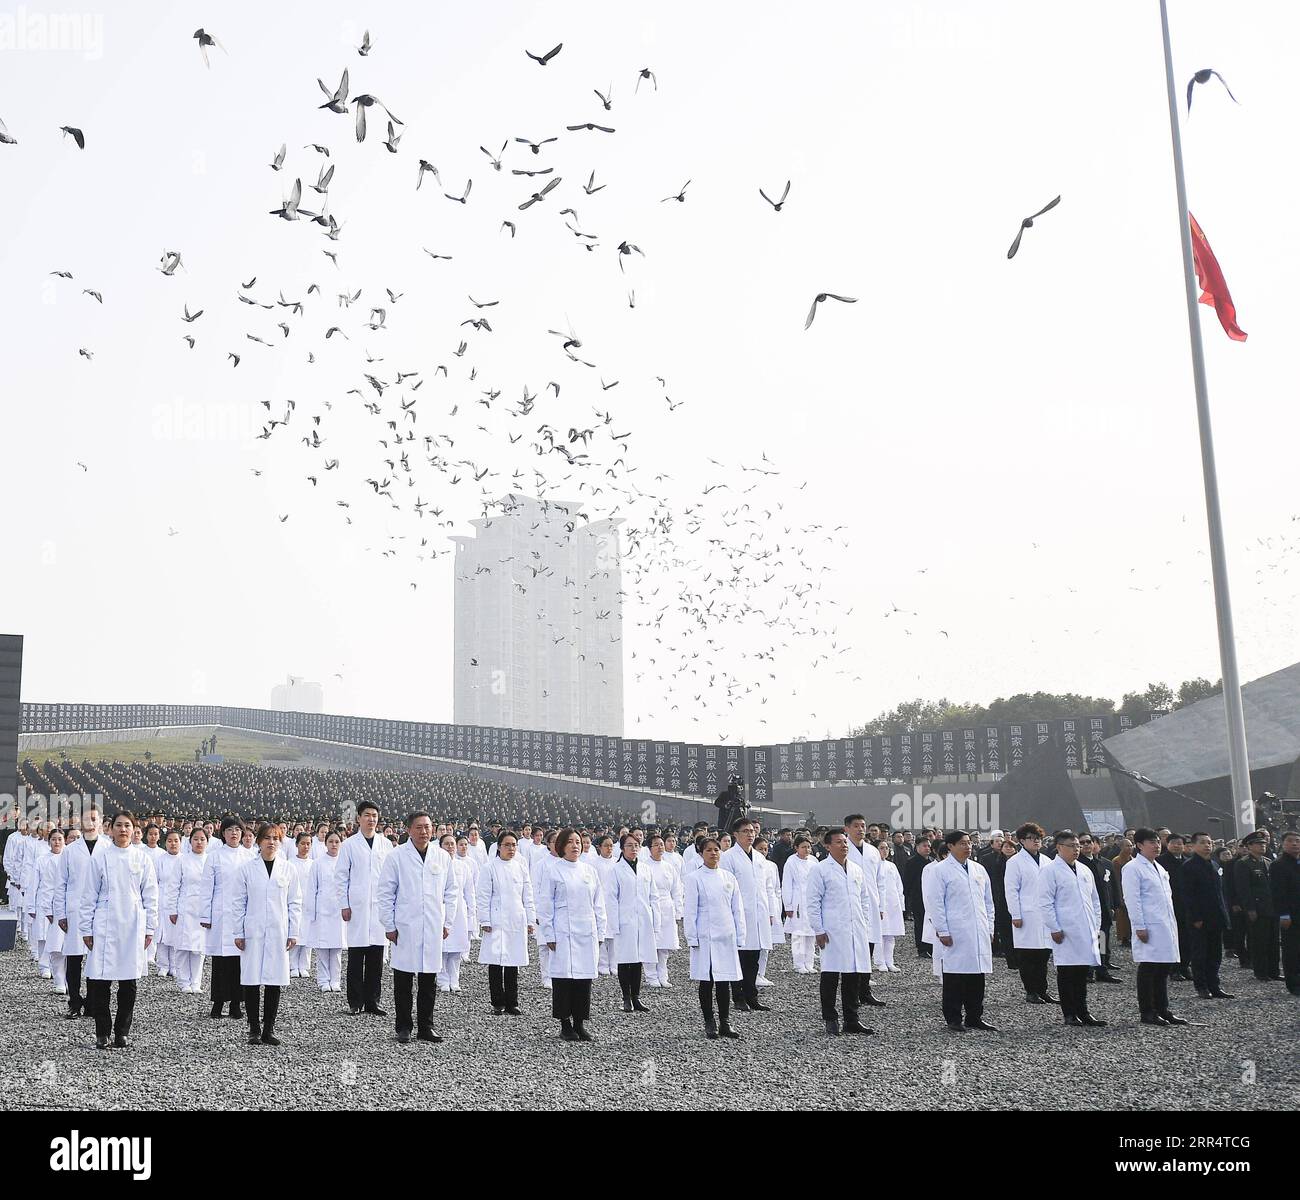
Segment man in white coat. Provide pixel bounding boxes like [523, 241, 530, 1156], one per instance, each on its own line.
[1004, 821, 1058, 1005]
[1122, 827, 1188, 1027]
[720, 817, 772, 1012]
[923, 830, 998, 1033]
[805, 830, 875, 1037]
[336, 800, 393, 1016]
[377, 812, 459, 1043]
[843, 814, 887, 1007]
[54, 806, 104, 1020]
[1037, 830, 1106, 1028]
[79, 810, 158, 1050]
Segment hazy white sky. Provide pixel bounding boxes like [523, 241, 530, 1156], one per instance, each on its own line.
[2, 0, 1298, 746]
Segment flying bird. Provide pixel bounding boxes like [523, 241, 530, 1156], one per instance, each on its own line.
[416, 159, 440, 189]
[0, 117, 17, 145]
[661, 180, 690, 203]
[59, 125, 85, 149]
[1006, 194, 1060, 259]
[269, 142, 286, 171]
[318, 69, 349, 114]
[358, 29, 373, 56]
[1186, 68, 1238, 112]
[310, 162, 335, 193]
[480, 141, 506, 171]
[269, 178, 313, 221]
[526, 43, 563, 66]
[593, 84, 613, 111]
[82, 289, 102, 303]
[759, 180, 790, 211]
[518, 176, 560, 210]
[566, 122, 615, 133]
[158, 250, 183, 276]
[444, 178, 472, 204]
[193, 28, 225, 68]
[352, 94, 400, 143]
[804, 292, 857, 329]
[583, 170, 605, 195]
[515, 136, 557, 155]
[636, 67, 657, 92]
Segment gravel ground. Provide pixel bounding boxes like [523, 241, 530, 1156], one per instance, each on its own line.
[2, 933, 1295, 1111]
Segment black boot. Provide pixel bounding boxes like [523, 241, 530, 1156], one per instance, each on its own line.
[703, 1013, 718, 1039]
[574, 1019, 594, 1042]
[631, 990, 650, 1013]
[559, 1017, 577, 1041]
[261, 988, 281, 1045]
[210, 1002, 224, 1019]
[717, 1018, 739, 1039]
[824, 1017, 841, 1037]
[621, 987, 633, 1013]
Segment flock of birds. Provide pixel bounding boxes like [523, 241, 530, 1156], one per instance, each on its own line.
[9, 27, 1276, 744]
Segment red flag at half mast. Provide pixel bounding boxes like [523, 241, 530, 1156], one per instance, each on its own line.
[1188, 212, 1247, 341]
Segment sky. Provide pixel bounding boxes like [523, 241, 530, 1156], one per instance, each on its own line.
[2, 0, 1298, 747]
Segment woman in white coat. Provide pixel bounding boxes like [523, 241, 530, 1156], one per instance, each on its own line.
[754, 837, 784, 988]
[1036, 830, 1104, 1027]
[286, 833, 315, 979]
[1004, 822, 1057, 1004]
[1122, 827, 1186, 1027]
[476, 830, 535, 1015]
[644, 834, 682, 988]
[608, 833, 660, 1013]
[538, 828, 607, 1042]
[23, 826, 50, 970]
[154, 829, 184, 980]
[591, 835, 618, 976]
[875, 841, 906, 972]
[35, 828, 67, 993]
[79, 810, 159, 1050]
[199, 817, 251, 1019]
[166, 827, 209, 994]
[307, 831, 345, 991]
[683, 836, 744, 1039]
[437, 832, 475, 993]
[781, 835, 818, 973]
[232, 824, 302, 1046]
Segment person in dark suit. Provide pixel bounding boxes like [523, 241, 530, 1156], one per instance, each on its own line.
[989, 838, 1018, 969]
[1218, 847, 1244, 961]
[1079, 834, 1121, 983]
[1235, 834, 1280, 982]
[1182, 831, 1233, 999]
[1271, 830, 1300, 995]
[1157, 834, 1192, 981]
[901, 837, 932, 958]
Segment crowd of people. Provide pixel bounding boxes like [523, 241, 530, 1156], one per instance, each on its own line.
[2, 785, 1296, 1050]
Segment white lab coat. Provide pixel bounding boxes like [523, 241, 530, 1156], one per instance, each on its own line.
[79, 843, 159, 981]
[476, 854, 536, 967]
[878, 858, 905, 937]
[844, 838, 884, 943]
[309, 836, 331, 862]
[166, 851, 208, 953]
[805, 855, 874, 974]
[443, 853, 475, 955]
[922, 854, 995, 977]
[1121, 855, 1180, 964]
[54, 834, 105, 952]
[155, 853, 184, 948]
[232, 855, 303, 987]
[645, 856, 682, 951]
[720, 844, 773, 950]
[37, 852, 66, 954]
[760, 853, 785, 944]
[335, 830, 394, 947]
[683, 865, 744, 982]
[306, 854, 345, 949]
[376, 840, 460, 975]
[199, 842, 253, 956]
[537, 858, 607, 980]
[1037, 854, 1102, 967]
[23, 842, 49, 915]
[466, 838, 488, 866]
[609, 857, 659, 965]
[1004, 848, 1052, 949]
[781, 854, 817, 936]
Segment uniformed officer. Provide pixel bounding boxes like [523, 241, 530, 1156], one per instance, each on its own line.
[1233, 834, 1280, 982]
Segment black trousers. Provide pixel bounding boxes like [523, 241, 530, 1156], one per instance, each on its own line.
[940, 971, 985, 1026]
[820, 972, 861, 1023]
[911, 909, 930, 955]
[243, 984, 281, 1034]
[346, 944, 385, 1009]
[698, 978, 731, 1021]
[731, 949, 760, 1005]
[65, 952, 85, 1012]
[856, 950, 876, 1002]
[551, 977, 592, 1022]
[211, 955, 242, 1009]
[1098, 921, 1113, 970]
[1017, 947, 1052, 997]
[392, 969, 436, 1033]
[1136, 962, 1173, 1015]
[488, 964, 518, 1009]
[1281, 921, 1299, 991]
[86, 978, 137, 1041]
[617, 962, 643, 998]
[1246, 915, 1280, 979]
[1174, 914, 1191, 972]
[1187, 924, 1223, 993]
[1056, 964, 1090, 1019]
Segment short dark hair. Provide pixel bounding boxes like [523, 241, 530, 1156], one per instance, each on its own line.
[823, 829, 846, 847]
[1052, 829, 1078, 844]
[1190, 831, 1212, 844]
[844, 813, 866, 826]
[794, 834, 811, 848]
[730, 817, 754, 834]
[1166, 832, 1185, 845]
[1015, 822, 1044, 840]
[405, 811, 432, 828]
[944, 829, 968, 847]
[1133, 827, 1160, 847]
[357, 801, 380, 817]
[109, 809, 137, 829]
[699, 836, 721, 853]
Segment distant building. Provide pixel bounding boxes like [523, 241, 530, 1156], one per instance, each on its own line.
[452, 495, 624, 736]
[270, 675, 323, 714]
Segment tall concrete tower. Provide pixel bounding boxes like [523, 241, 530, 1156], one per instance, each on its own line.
[452, 495, 624, 735]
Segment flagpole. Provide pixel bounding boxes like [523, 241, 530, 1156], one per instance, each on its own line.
[1157, 0, 1254, 837]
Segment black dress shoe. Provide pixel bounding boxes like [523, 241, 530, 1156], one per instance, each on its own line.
[1025, 992, 1046, 1004]
[96, 1036, 111, 1050]
[823, 1018, 840, 1037]
[965, 1019, 998, 1031]
[1195, 989, 1212, 999]
[1080, 1014, 1107, 1027]
[1159, 1012, 1189, 1025]
[228, 1008, 244, 1020]
[573, 1021, 594, 1042]
[559, 1019, 577, 1041]
[416, 1029, 442, 1043]
[1039, 993, 1060, 1005]
[1094, 973, 1123, 984]
[490, 1006, 504, 1016]
[946, 1022, 968, 1033]
[503, 1006, 522, 1016]
[842, 1020, 875, 1035]
[716, 1021, 739, 1039]
[731, 999, 751, 1013]
[65, 1008, 83, 1020]
[350, 1006, 363, 1015]
[396, 1029, 411, 1044]
[248, 1030, 262, 1044]
[621, 999, 633, 1013]
[112, 1035, 130, 1049]
[861, 994, 887, 1007]
[631, 998, 650, 1013]
[210, 1004, 224, 1019]
[364, 1005, 387, 1016]
[704, 1015, 718, 1040]
[748, 999, 771, 1012]
[1140, 1013, 1170, 1026]
[1063, 1014, 1084, 1027]
[1208, 990, 1235, 999]
[1266, 974, 1284, 982]
[260, 1033, 281, 1046]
